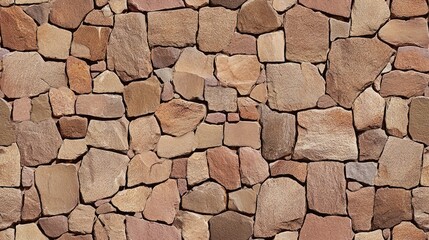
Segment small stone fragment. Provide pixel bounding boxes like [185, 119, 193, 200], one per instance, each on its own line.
[0, 229, 14, 240]
[317, 94, 337, 108]
[71, 25, 111, 61]
[182, 182, 227, 214]
[223, 33, 257, 55]
[354, 230, 383, 240]
[157, 132, 197, 158]
[350, 0, 390, 36]
[205, 86, 237, 112]
[76, 94, 125, 118]
[151, 47, 181, 69]
[392, 221, 426, 240]
[224, 121, 261, 149]
[0, 188, 22, 229]
[37, 23, 72, 59]
[144, 179, 180, 224]
[380, 71, 429, 98]
[237, 0, 282, 34]
[128, 0, 184, 11]
[257, 31, 285, 62]
[272, 0, 296, 11]
[207, 146, 241, 190]
[31, 93, 51, 122]
[409, 97, 429, 145]
[68, 204, 96, 234]
[58, 139, 88, 160]
[127, 152, 171, 186]
[270, 161, 307, 183]
[15, 223, 48, 240]
[379, 18, 429, 47]
[228, 187, 258, 214]
[93, 71, 124, 93]
[394, 46, 429, 72]
[358, 129, 388, 162]
[21, 185, 41, 221]
[59, 116, 88, 139]
[98, 213, 126, 240]
[209, 211, 253, 240]
[391, 0, 428, 17]
[175, 211, 209, 240]
[13, 97, 31, 122]
[126, 216, 181, 240]
[112, 186, 151, 212]
[239, 147, 269, 186]
[171, 158, 187, 179]
[346, 162, 377, 185]
[0, 143, 21, 187]
[172, 72, 204, 100]
[187, 152, 209, 186]
[299, 214, 353, 240]
[412, 187, 429, 231]
[174, 47, 215, 80]
[330, 18, 350, 41]
[373, 188, 412, 229]
[67, 56, 92, 94]
[195, 123, 223, 149]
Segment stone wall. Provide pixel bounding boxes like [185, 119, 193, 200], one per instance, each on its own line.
[0, 0, 429, 239]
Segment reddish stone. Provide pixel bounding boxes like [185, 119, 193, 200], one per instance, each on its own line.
[129, 0, 184, 11]
[207, 146, 241, 190]
[50, 0, 94, 29]
[270, 160, 307, 183]
[58, 116, 88, 139]
[0, 6, 37, 51]
[38, 215, 68, 238]
[67, 56, 92, 94]
[171, 158, 187, 179]
[373, 188, 412, 229]
[394, 46, 429, 72]
[299, 0, 352, 18]
[300, 214, 353, 240]
[151, 47, 181, 68]
[71, 25, 111, 61]
[238, 147, 269, 186]
[380, 70, 429, 98]
[126, 216, 181, 240]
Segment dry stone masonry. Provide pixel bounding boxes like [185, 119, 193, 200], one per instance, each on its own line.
[0, 0, 428, 239]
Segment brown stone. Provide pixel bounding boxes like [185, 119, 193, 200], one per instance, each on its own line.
[107, 13, 152, 81]
[237, 0, 282, 34]
[171, 158, 187, 178]
[358, 129, 388, 161]
[380, 71, 429, 98]
[68, 204, 95, 234]
[111, 186, 151, 212]
[409, 97, 429, 145]
[257, 31, 285, 62]
[16, 223, 48, 240]
[59, 116, 88, 139]
[326, 37, 393, 108]
[237, 98, 259, 120]
[124, 77, 161, 117]
[12, 97, 31, 122]
[17, 120, 62, 166]
[228, 187, 258, 214]
[129, 115, 160, 153]
[0, 188, 21, 229]
[299, 214, 353, 240]
[76, 94, 125, 118]
[355, 230, 383, 240]
[254, 177, 306, 237]
[79, 148, 129, 203]
[205, 86, 237, 112]
[85, 118, 129, 151]
[207, 146, 241, 190]
[330, 18, 350, 41]
[205, 113, 226, 124]
[21, 166, 34, 188]
[151, 47, 181, 68]
[412, 187, 429, 231]
[182, 182, 227, 214]
[71, 25, 111, 61]
[98, 213, 126, 240]
[49, 0, 94, 29]
[21, 185, 41, 221]
[239, 147, 269, 186]
[0, 6, 37, 51]
[155, 99, 206, 137]
[172, 72, 204, 100]
[49, 87, 76, 117]
[391, 0, 428, 17]
[187, 152, 209, 186]
[270, 161, 307, 183]
[379, 18, 429, 47]
[198, 7, 237, 52]
[175, 211, 209, 240]
[375, 137, 423, 189]
[209, 211, 253, 240]
[285, 5, 329, 62]
[352, 87, 385, 130]
[38, 216, 68, 238]
[37, 23, 72, 60]
[30, 93, 51, 122]
[347, 187, 374, 231]
[394, 46, 429, 72]
[223, 32, 257, 55]
[67, 56, 92, 94]
[128, 0, 184, 11]
[224, 121, 261, 149]
[157, 132, 197, 158]
[307, 162, 347, 215]
[144, 179, 180, 224]
[126, 216, 181, 240]
[373, 188, 412, 229]
[148, 9, 198, 47]
[0, 100, 15, 146]
[84, 9, 113, 27]
[350, 0, 389, 36]
[0, 143, 21, 187]
[127, 152, 171, 186]
[23, 3, 49, 25]
[210, 0, 246, 9]
[392, 222, 426, 240]
[299, 0, 351, 17]
[385, 97, 409, 138]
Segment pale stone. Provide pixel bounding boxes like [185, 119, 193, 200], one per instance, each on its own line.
[350, 0, 390, 36]
[49, 87, 76, 117]
[352, 87, 385, 130]
[228, 187, 258, 214]
[182, 182, 227, 214]
[58, 139, 88, 160]
[37, 23, 72, 60]
[123, 77, 161, 117]
[99, 213, 126, 240]
[412, 187, 429, 231]
[347, 187, 374, 231]
[239, 147, 269, 185]
[16, 223, 47, 240]
[126, 216, 181, 240]
[224, 121, 261, 149]
[0, 229, 14, 240]
[49, 0, 94, 29]
[93, 71, 124, 93]
[0, 100, 15, 146]
[346, 162, 377, 185]
[144, 179, 180, 224]
[330, 18, 350, 41]
[157, 132, 197, 158]
[299, 214, 353, 240]
[85, 118, 129, 151]
[129, 115, 160, 154]
[385, 97, 409, 138]
[172, 72, 204, 100]
[76, 94, 125, 118]
[109, 0, 126, 13]
[205, 86, 238, 112]
[379, 18, 429, 47]
[174, 47, 214, 80]
[237, 0, 282, 34]
[354, 230, 384, 240]
[274, 231, 299, 240]
[391, 0, 428, 17]
[272, 0, 296, 11]
[127, 152, 171, 186]
[394, 46, 429, 72]
[209, 211, 254, 240]
[299, 0, 352, 18]
[421, 150, 429, 186]
[294, 107, 358, 161]
[79, 148, 130, 203]
[375, 137, 423, 189]
[175, 211, 209, 240]
[0, 188, 21, 229]
[112, 186, 151, 212]
[187, 152, 209, 186]
[0, 143, 21, 187]
[410, 97, 429, 145]
[185, 0, 208, 8]
[68, 204, 96, 234]
[195, 123, 223, 149]
[12, 97, 31, 122]
[257, 31, 285, 62]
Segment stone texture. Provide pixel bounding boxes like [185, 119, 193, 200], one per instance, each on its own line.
[205, 86, 237, 112]
[0, 6, 37, 51]
[76, 94, 125, 118]
[198, 7, 237, 52]
[17, 120, 62, 166]
[148, 9, 198, 47]
[79, 148, 129, 203]
[67, 56, 92, 94]
[207, 146, 241, 190]
[0, 188, 22, 229]
[307, 162, 347, 215]
[126, 217, 181, 240]
[31, 93, 51, 122]
[393, 222, 426, 240]
[173, 72, 204, 100]
[409, 97, 429, 145]
[174, 47, 214, 80]
[373, 188, 412, 229]
[224, 121, 261, 149]
[285, 5, 329, 63]
[216, 54, 261, 95]
[257, 31, 285, 62]
[223, 33, 257, 55]
[385, 97, 409, 138]
[391, 0, 428, 17]
[157, 132, 197, 158]
[209, 211, 253, 240]
[270, 161, 307, 183]
[151, 47, 181, 69]
[187, 152, 209, 186]
[380, 18, 429, 48]
[21, 185, 41, 221]
[71, 25, 111, 61]
[50, 0, 93, 29]
[127, 152, 171, 186]
[267, 62, 325, 111]
[112, 186, 151, 212]
[299, 0, 351, 17]
[155, 99, 206, 137]
[35, 164, 79, 215]
[352, 87, 385, 130]
[330, 18, 350, 41]
[299, 214, 353, 240]
[85, 118, 129, 151]
[228, 187, 258, 214]
[0, 100, 15, 146]
[129, 115, 160, 154]
[237, 0, 282, 34]
[68, 204, 95, 234]
[294, 107, 357, 161]
[175, 211, 209, 240]
[254, 177, 306, 237]
[412, 187, 429, 231]
[421, 150, 429, 187]
[375, 137, 423, 189]
[12, 97, 31, 122]
[239, 147, 269, 186]
[380, 71, 429, 98]
[84, 9, 113, 27]
[49, 87, 76, 117]
[272, 0, 296, 11]
[350, 0, 389, 36]
[59, 116, 88, 139]
[38, 216, 68, 238]
[128, 0, 184, 11]
[0, 229, 14, 240]
[93, 71, 124, 94]
[347, 187, 375, 231]
[98, 213, 126, 240]
[24, 3, 50, 24]
[0, 143, 20, 187]
[37, 23, 72, 59]
[124, 77, 161, 117]
[107, 13, 152, 81]
[58, 139, 87, 160]
[355, 230, 383, 240]
[326, 37, 393, 108]
[182, 182, 227, 214]
[143, 179, 180, 224]
[15, 223, 48, 240]
[195, 123, 223, 149]
[210, 0, 246, 9]
[395, 46, 429, 72]
[346, 162, 377, 185]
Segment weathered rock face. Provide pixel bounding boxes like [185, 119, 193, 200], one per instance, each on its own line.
[326, 38, 393, 108]
[237, 0, 282, 34]
[350, 0, 389, 36]
[67, 56, 92, 94]
[352, 87, 385, 130]
[72, 25, 111, 61]
[127, 152, 171, 186]
[143, 179, 180, 224]
[239, 147, 269, 186]
[0, 6, 37, 51]
[209, 211, 253, 240]
[37, 23, 72, 60]
[50, 0, 93, 29]
[373, 188, 412, 229]
[393, 222, 426, 240]
[129, 115, 160, 153]
[379, 18, 429, 48]
[299, 214, 353, 240]
[299, 0, 352, 18]
[207, 146, 241, 190]
[0, 188, 22, 230]
[85, 118, 129, 151]
[126, 217, 181, 240]
[182, 182, 227, 214]
[412, 187, 429, 231]
[409, 97, 429, 145]
[0, 100, 16, 146]
[124, 77, 161, 117]
[347, 187, 374, 231]
[380, 71, 429, 98]
[394, 46, 429, 72]
[0, 143, 20, 187]
[76, 94, 125, 118]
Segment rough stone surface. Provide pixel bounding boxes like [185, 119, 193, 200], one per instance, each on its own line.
[257, 30, 285, 62]
[50, 0, 94, 29]
[0, 6, 37, 51]
[195, 123, 223, 149]
[38, 215, 68, 238]
[409, 97, 429, 145]
[128, 0, 184, 11]
[124, 77, 161, 117]
[182, 182, 227, 214]
[350, 0, 389, 36]
[67, 56, 92, 94]
[58, 116, 88, 139]
[358, 129, 388, 161]
[299, 214, 353, 240]
[270, 161, 307, 183]
[224, 121, 261, 149]
[352, 87, 385, 130]
[237, 0, 282, 34]
[394, 46, 429, 72]
[373, 188, 412, 229]
[85, 118, 129, 151]
[391, 0, 428, 17]
[174, 47, 214, 80]
[380, 71, 429, 98]
[127, 152, 171, 186]
[393, 222, 426, 240]
[0, 188, 22, 230]
[187, 152, 209, 186]
[49, 87, 76, 117]
[76, 94, 125, 118]
[157, 132, 197, 158]
[0, 143, 21, 187]
[347, 187, 374, 231]
[412, 187, 429, 231]
[173, 72, 204, 100]
[346, 162, 377, 185]
[379, 18, 429, 48]
[68, 204, 96, 234]
[228, 187, 258, 214]
[385, 97, 409, 138]
[71, 25, 111, 61]
[112, 187, 151, 212]
[15, 223, 48, 240]
[37, 23, 72, 59]
[126, 217, 181, 240]
[129, 115, 160, 153]
[205, 86, 237, 112]
[209, 211, 253, 240]
[143, 179, 180, 224]
[93, 71, 124, 94]
[239, 147, 269, 186]
[207, 146, 241, 190]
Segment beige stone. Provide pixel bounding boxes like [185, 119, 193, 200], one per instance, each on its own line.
[112, 186, 151, 212]
[385, 97, 409, 138]
[84, 9, 114, 27]
[272, 0, 296, 11]
[37, 23, 72, 59]
[99, 213, 126, 240]
[299, 0, 351, 18]
[211, 0, 246, 9]
[395, 46, 429, 72]
[205, 86, 237, 112]
[274, 231, 299, 240]
[0, 100, 15, 146]
[174, 47, 214, 80]
[239, 147, 269, 186]
[330, 18, 350, 41]
[0, 229, 14, 240]
[185, 0, 208, 8]
[172, 72, 204, 100]
[93, 71, 124, 93]
[124, 78, 161, 117]
[412, 187, 429, 230]
[421, 150, 429, 186]
[209, 211, 254, 240]
[49, 87, 76, 117]
[0, 143, 21, 187]
[31, 93, 51, 122]
[195, 123, 223, 149]
[72, 25, 111, 62]
[270, 161, 307, 183]
[182, 182, 227, 214]
[257, 31, 285, 62]
[187, 152, 209, 186]
[224, 121, 261, 149]
[128, 0, 184, 11]
[109, 0, 126, 13]
[68, 205, 95, 234]
[157, 132, 197, 158]
[127, 152, 171, 186]
[175, 211, 209, 240]
[144, 179, 180, 224]
[379, 18, 429, 47]
[67, 56, 92, 94]
[126, 216, 181, 240]
[237, 0, 282, 34]
[58, 139, 88, 160]
[409, 97, 429, 145]
[16, 223, 47, 240]
[228, 187, 258, 214]
[299, 214, 353, 240]
[0, 188, 21, 229]
[38, 216, 68, 238]
[350, 0, 390, 36]
[223, 32, 257, 55]
[0, 6, 37, 51]
[347, 187, 374, 231]
[392, 221, 426, 240]
[353, 87, 385, 130]
[49, 0, 94, 29]
[373, 188, 412, 229]
[354, 230, 384, 240]
[380, 71, 429, 98]
[85, 118, 129, 151]
[76, 94, 125, 118]
[129, 115, 160, 154]
[237, 97, 259, 120]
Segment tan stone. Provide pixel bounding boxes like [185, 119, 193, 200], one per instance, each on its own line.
[182, 182, 227, 214]
[93, 71, 124, 93]
[68, 204, 95, 234]
[409, 97, 429, 145]
[223, 32, 257, 55]
[16, 223, 47, 240]
[299, 214, 353, 240]
[128, 0, 184, 11]
[127, 152, 171, 186]
[185, 0, 208, 8]
[412, 187, 429, 230]
[157, 132, 197, 158]
[109, 0, 126, 13]
[129, 115, 160, 153]
[373, 188, 412, 229]
[155, 99, 206, 137]
[237, 98, 259, 120]
[198, 7, 236, 52]
[37, 23, 72, 59]
[385, 97, 409, 138]
[394, 46, 429, 72]
[254, 178, 306, 237]
[112, 186, 151, 212]
[274, 231, 299, 240]
[270, 161, 307, 183]
[272, 0, 296, 11]
[17, 120, 62, 166]
[285, 5, 329, 62]
[391, 0, 428, 17]
[13, 97, 31, 122]
[172, 72, 204, 100]
[21, 167, 33, 188]
[107, 13, 152, 81]
[380, 71, 429, 98]
[57, 139, 87, 160]
[175, 211, 209, 240]
[326, 37, 393, 107]
[267, 62, 325, 111]
[0, 0, 13, 5]
[224, 121, 261, 149]
[195, 123, 223, 149]
[353, 87, 384, 130]
[421, 150, 429, 186]
[21, 185, 41, 221]
[379, 18, 429, 47]
[205, 86, 237, 112]
[76, 94, 125, 118]
[237, 0, 282, 34]
[347, 187, 374, 231]
[0, 6, 37, 51]
[79, 148, 129, 203]
[355, 230, 384, 240]
[85, 118, 129, 151]
[174, 47, 214, 80]
[216, 54, 261, 95]
[38, 216, 68, 238]
[0, 188, 21, 229]
[171, 158, 187, 179]
[0, 143, 21, 187]
[375, 137, 423, 189]
[209, 211, 253, 240]
[358, 129, 388, 161]
[187, 152, 209, 186]
[50, 0, 93, 29]
[330, 18, 350, 41]
[49, 87, 76, 117]
[257, 31, 285, 62]
[99, 213, 126, 240]
[148, 9, 198, 47]
[126, 216, 181, 240]
[151, 47, 181, 69]
[205, 113, 226, 124]
[228, 187, 258, 214]
[0, 229, 14, 240]
[84, 9, 113, 27]
[35, 164, 79, 215]
[31, 93, 51, 122]
[392, 222, 426, 240]
[239, 147, 269, 186]
[207, 146, 241, 190]
[0, 100, 15, 146]
[71, 25, 111, 61]
[67, 56, 92, 94]
[144, 179, 179, 224]
[350, 0, 389, 36]
[59, 116, 88, 139]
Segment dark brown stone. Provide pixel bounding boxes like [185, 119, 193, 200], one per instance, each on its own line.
[209, 211, 253, 240]
[58, 116, 88, 139]
[151, 47, 181, 68]
[0, 6, 37, 51]
[373, 188, 412, 229]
